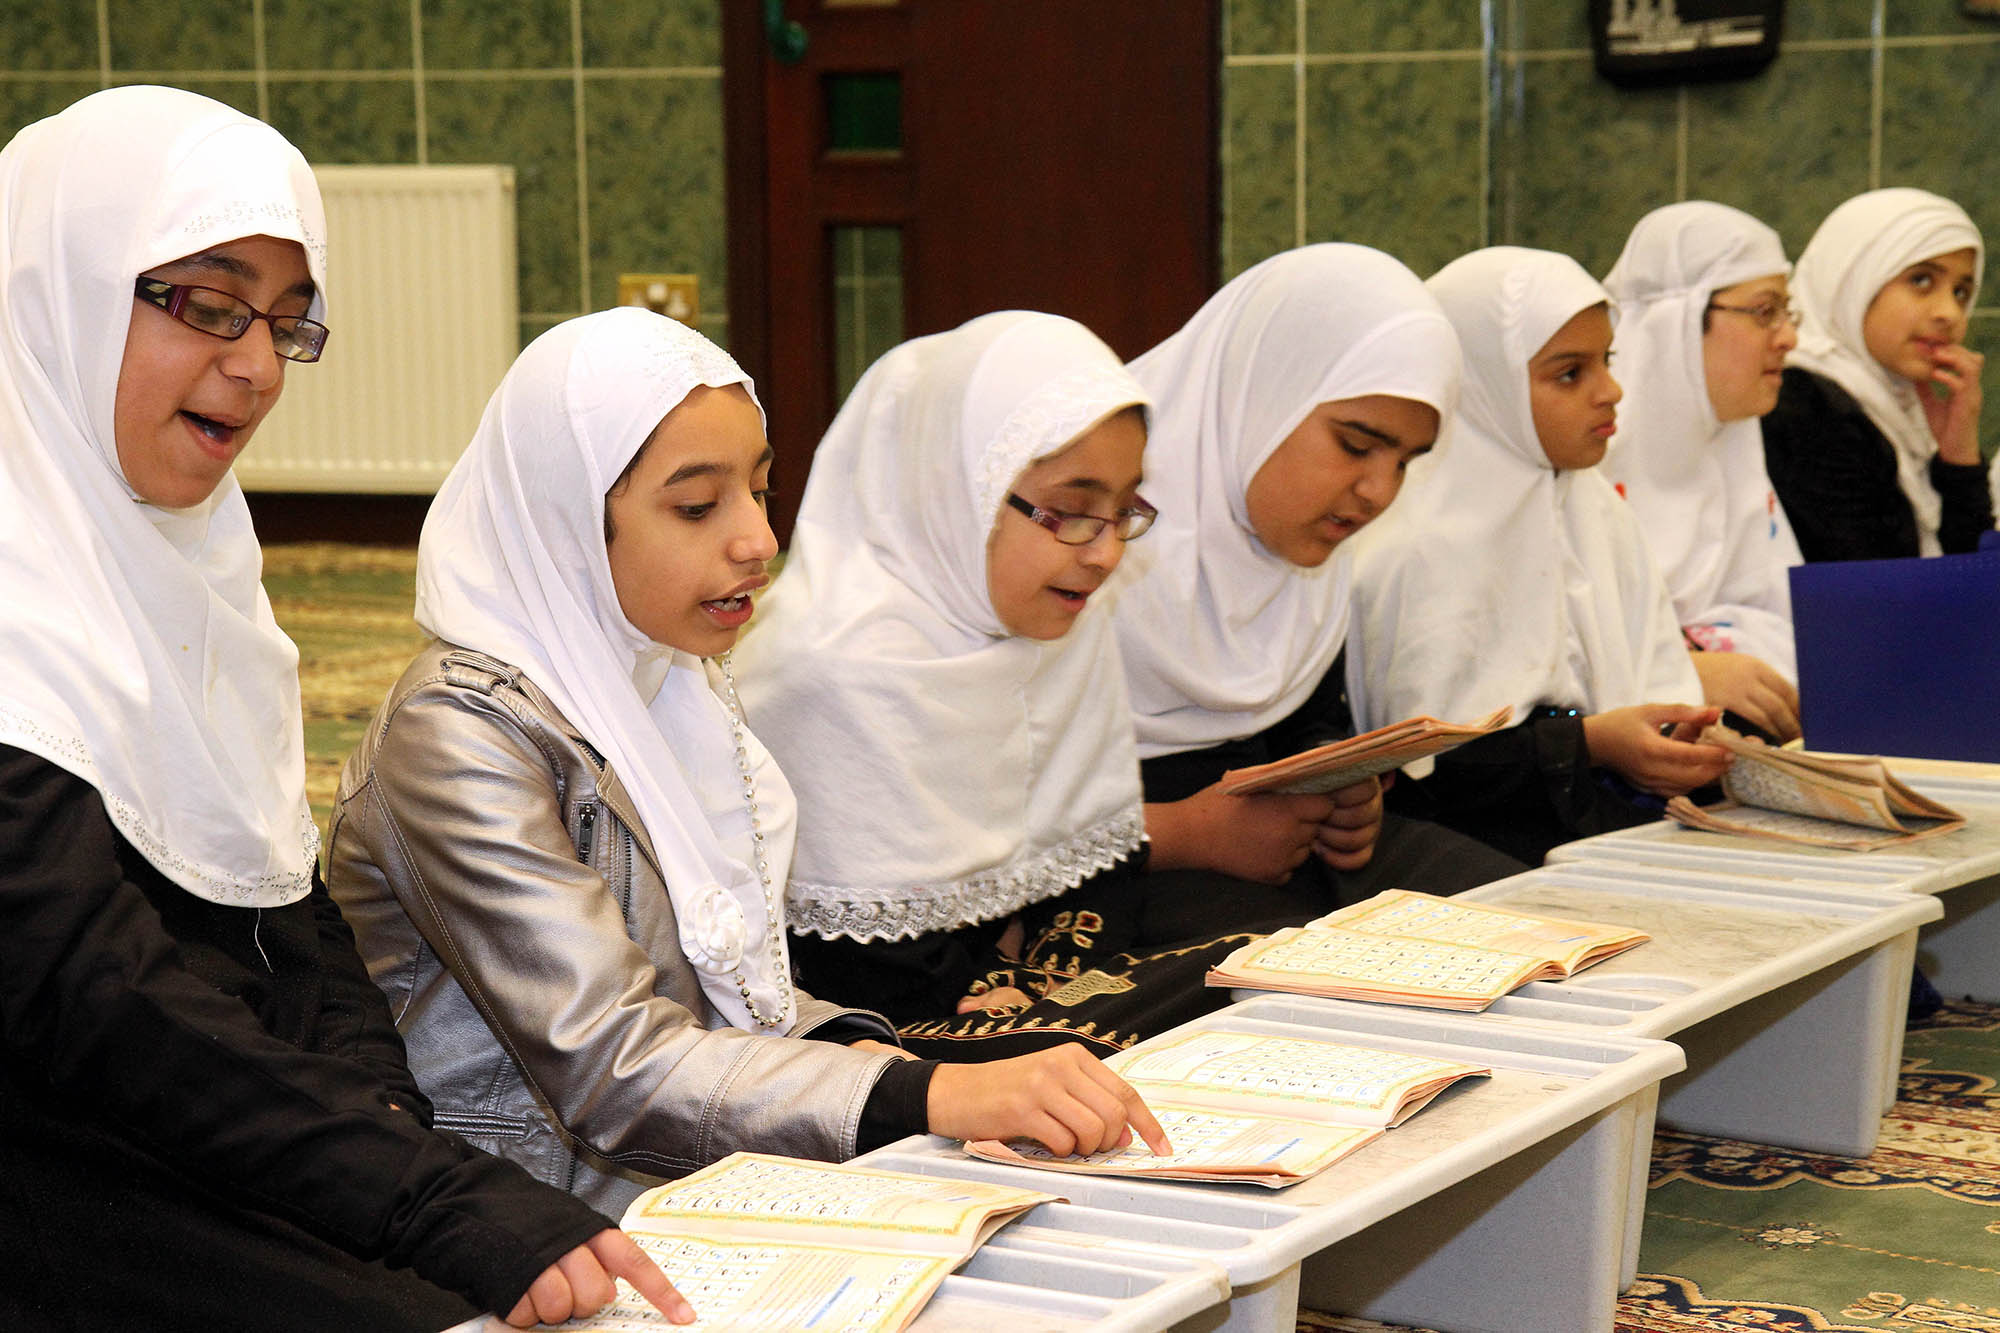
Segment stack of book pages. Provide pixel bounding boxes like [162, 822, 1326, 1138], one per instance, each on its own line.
[1205, 889, 1650, 1012]
[548, 1153, 1054, 1332]
[1220, 707, 1510, 795]
[1667, 728, 1966, 850]
[967, 1027, 1491, 1188]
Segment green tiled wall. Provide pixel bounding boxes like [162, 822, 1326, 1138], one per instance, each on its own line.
[4, 0, 1993, 408]
[1222, 0, 2000, 410]
[0, 0, 727, 351]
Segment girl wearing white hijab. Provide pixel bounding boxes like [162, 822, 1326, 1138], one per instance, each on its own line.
[0, 88, 686, 1330]
[1601, 201, 1804, 742]
[736, 311, 1254, 1057]
[1763, 188, 1988, 560]
[329, 308, 1164, 1198]
[1108, 244, 1525, 935]
[1346, 247, 1731, 865]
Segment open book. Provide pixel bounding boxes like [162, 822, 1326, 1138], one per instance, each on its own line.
[1666, 728, 1967, 850]
[1220, 707, 1511, 796]
[543, 1153, 1055, 1332]
[966, 1028, 1489, 1188]
[1204, 889, 1650, 1011]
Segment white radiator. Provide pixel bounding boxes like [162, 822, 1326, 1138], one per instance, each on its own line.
[237, 164, 518, 493]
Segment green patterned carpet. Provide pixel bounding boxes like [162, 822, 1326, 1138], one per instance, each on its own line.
[1302, 1001, 2000, 1332]
[268, 543, 2000, 1333]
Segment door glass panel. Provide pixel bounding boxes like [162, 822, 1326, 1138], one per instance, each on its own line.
[831, 225, 903, 403]
[823, 72, 901, 152]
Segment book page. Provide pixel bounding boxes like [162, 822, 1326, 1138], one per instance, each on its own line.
[1720, 752, 1907, 831]
[1665, 797, 1956, 850]
[552, 1234, 953, 1332]
[1212, 924, 1547, 1008]
[1108, 1030, 1490, 1127]
[625, 1154, 1054, 1253]
[965, 1103, 1379, 1187]
[1222, 707, 1509, 796]
[1313, 889, 1646, 973]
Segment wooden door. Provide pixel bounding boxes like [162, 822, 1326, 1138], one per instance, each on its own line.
[724, 0, 1217, 540]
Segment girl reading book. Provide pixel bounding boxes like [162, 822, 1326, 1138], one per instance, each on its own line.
[1108, 244, 1525, 940]
[733, 311, 1259, 1055]
[1600, 201, 1804, 743]
[1761, 188, 1988, 560]
[327, 308, 1166, 1216]
[0, 88, 686, 1329]
[1346, 246, 1732, 866]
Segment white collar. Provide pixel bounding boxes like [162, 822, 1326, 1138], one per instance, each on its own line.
[734, 312, 1151, 942]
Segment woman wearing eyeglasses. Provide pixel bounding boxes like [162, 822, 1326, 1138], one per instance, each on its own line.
[734, 311, 1258, 1059]
[1599, 201, 1805, 744]
[0, 88, 690, 1330]
[1761, 189, 1988, 562]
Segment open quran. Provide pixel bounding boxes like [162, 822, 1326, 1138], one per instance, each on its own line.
[1204, 889, 1650, 1011]
[1219, 707, 1511, 795]
[542, 1153, 1055, 1332]
[965, 1028, 1490, 1188]
[1665, 728, 1967, 850]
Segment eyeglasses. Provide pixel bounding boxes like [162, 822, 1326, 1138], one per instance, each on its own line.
[1005, 492, 1158, 544]
[133, 276, 330, 363]
[1706, 299, 1800, 332]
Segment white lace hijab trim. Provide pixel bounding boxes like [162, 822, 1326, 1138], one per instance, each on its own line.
[1786, 188, 1985, 556]
[1346, 247, 1701, 768]
[415, 308, 797, 1033]
[1600, 201, 1801, 680]
[1112, 244, 1462, 759]
[734, 312, 1150, 942]
[0, 87, 326, 906]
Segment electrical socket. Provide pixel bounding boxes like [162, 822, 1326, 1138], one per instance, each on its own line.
[617, 273, 700, 327]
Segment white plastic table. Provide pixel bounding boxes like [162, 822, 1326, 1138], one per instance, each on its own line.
[1457, 861, 1939, 1156]
[859, 997, 1684, 1333]
[440, 1239, 1230, 1333]
[1546, 772, 2000, 1002]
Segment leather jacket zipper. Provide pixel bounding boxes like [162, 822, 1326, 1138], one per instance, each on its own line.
[576, 803, 597, 864]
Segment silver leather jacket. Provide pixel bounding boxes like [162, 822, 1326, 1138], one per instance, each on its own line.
[327, 643, 902, 1214]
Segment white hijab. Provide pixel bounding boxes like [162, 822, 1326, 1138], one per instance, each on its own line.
[1601, 201, 1802, 681]
[1112, 244, 1463, 759]
[0, 87, 326, 907]
[1347, 247, 1701, 755]
[733, 312, 1150, 943]
[416, 308, 797, 1033]
[1787, 188, 1986, 555]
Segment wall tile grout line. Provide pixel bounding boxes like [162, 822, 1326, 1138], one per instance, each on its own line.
[251, 0, 269, 123]
[571, 0, 591, 312]
[1292, 0, 1306, 250]
[411, 0, 428, 166]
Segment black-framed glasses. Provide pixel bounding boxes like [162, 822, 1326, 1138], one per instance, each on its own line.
[1005, 492, 1157, 544]
[1706, 298, 1799, 331]
[133, 276, 330, 363]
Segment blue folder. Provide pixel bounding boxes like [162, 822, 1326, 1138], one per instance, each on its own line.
[1790, 550, 2000, 761]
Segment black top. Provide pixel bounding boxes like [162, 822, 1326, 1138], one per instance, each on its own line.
[1137, 652, 1525, 919]
[1762, 367, 1993, 562]
[0, 744, 610, 1328]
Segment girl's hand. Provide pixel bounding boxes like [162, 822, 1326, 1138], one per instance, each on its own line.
[1147, 784, 1338, 884]
[926, 1044, 1172, 1157]
[849, 1038, 919, 1060]
[506, 1229, 694, 1327]
[1580, 704, 1732, 797]
[1919, 342, 1985, 467]
[956, 986, 1033, 1014]
[1687, 651, 1801, 743]
[1314, 775, 1384, 871]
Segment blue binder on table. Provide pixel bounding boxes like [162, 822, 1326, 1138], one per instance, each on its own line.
[1789, 549, 2000, 761]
